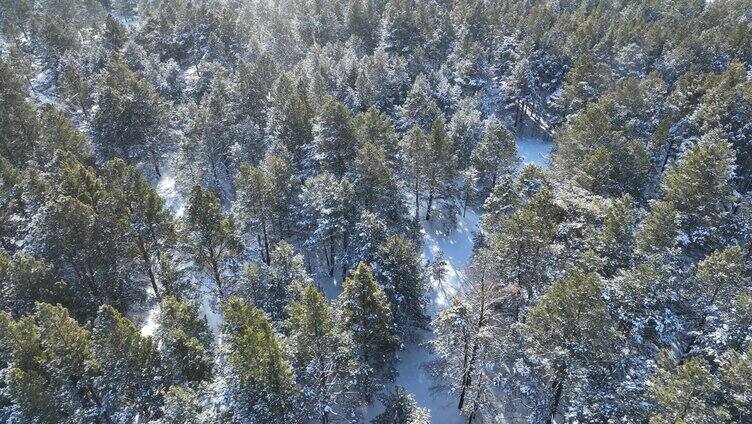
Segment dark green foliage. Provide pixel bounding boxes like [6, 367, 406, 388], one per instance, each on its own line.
[223, 297, 298, 422]
[156, 296, 213, 385]
[338, 262, 398, 401]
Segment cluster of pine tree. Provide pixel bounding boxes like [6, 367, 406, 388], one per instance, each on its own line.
[1, 0, 752, 422]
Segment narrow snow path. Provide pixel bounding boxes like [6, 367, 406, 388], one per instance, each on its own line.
[367, 135, 550, 421]
[365, 209, 480, 422]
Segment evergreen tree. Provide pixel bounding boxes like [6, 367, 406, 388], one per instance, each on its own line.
[721, 347, 752, 422]
[2, 303, 102, 423]
[286, 285, 359, 422]
[314, 96, 356, 177]
[648, 353, 728, 424]
[448, 98, 483, 168]
[160, 386, 204, 424]
[471, 117, 518, 196]
[372, 386, 430, 424]
[660, 130, 736, 251]
[372, 235, 428, 336]
[234, 162, 274, 264]
[0, 58, 39, 168]
[588, 195, 639, 277]
[182, 185, 241, 297]
[398, 74, 441, 131]
[524, 272, 622, 424]
[223, 297, 298, 422]
[399, 126, 428, 222]
[262, 241, 312, 321]
[351, 141, 407, 227]
[0, 253, 66, 317]
[91, 56, 168, 177]
[183, 73, 238, 197]
[92, 304, 164, 422]
[424, 118, 457, 221]
[429, 253, 508, 421]
[156, 296, 213, 385]
[265, 74, 314, 177]
[300, 172, 357, 277]
[338, 262, 398, 401]
[103, 159, 176, 300]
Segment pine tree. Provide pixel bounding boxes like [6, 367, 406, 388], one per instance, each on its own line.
[681, 246, 749, 358]
[0, 253, 66, 317]
[471, 117, 518, 196]
[222, 297, 298, 422]
[286, 285, 359, 423]
[313, 96, 356, 177]
[379, 0, 418, 53]
[399, 126, 428, 222]
[263, 241, 312, 321]
[91, 56, 167, 177]
[424, 118, 457, 221]
[234, 162, 274, 264]
[660, 130, 736, 251]
[265, 74, 314, 177]
[2, 303, 102, 423]
[524, 272, 622, 424]
[373, 235, 428, 336]
[184, 73, 238, 197]
[0, 58, 40, 168]
[156, 296, 213, 385]
[351, 141, 407, 227]
[398, 74, 441, 131]
[429, 253, 508, 422]
[160, 386, 203, 424]
[300, 172, 357, 277]
[648, 353, 728, 424]
[182, 185, 241, 297]
[553, 97, 651, 199]
[448, 98, 483, 168]
[338, 262, 398, 401]
[103, 159, 176, 300]
[353, 107, 400, 165]
[372, 386, 430, 424]
[721, 347, 752, 421]
[588, 195, 639, 277]
[92, 304, 164, 422]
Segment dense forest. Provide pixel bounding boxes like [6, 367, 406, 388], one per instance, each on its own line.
[1, 0, 752, 422]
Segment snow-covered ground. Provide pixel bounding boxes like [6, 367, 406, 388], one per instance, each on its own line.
[517, 136, 552, 166]
[365, 208, 480, 422]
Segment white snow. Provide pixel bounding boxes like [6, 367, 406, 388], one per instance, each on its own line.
[517, 136, 553, 166]
[421, 210, 479, 314]
[156, 172, 185, 217]
[140, 304, 160, 337]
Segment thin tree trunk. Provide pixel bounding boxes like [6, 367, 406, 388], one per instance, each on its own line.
[546, 374, 565, 424]
[261, 219, 271, 265]
[425, 191, 434, 221]
[137, 236, 160, 300]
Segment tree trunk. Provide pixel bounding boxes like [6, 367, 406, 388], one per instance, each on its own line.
[414, 181, 421, 222]
[137, 236, 160, 300]
[261, 220, 271, 265]
[425, 191, 434, 221]
[211, 260, 223, 297]
[546, 375, 565, 424]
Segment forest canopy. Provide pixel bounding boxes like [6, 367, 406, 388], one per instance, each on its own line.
[1, 0, 752, 422]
